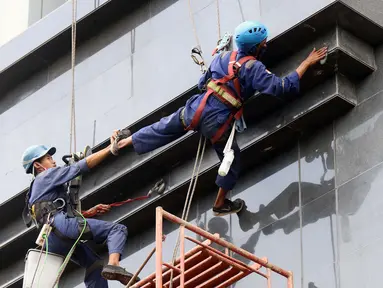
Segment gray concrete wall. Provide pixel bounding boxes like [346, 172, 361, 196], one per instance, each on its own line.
[0, 0, 382, 287]
[61, 48, 383, 286]
[0, 0, 335, 204]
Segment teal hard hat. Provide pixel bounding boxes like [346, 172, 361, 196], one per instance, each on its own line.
[234, 21, 269, 54]
[22, 145, 56, 174]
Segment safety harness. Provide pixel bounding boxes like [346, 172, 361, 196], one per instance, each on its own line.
[185, 51, 255, 143]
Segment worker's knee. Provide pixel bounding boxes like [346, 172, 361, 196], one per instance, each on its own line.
[112, 223, 128, 238]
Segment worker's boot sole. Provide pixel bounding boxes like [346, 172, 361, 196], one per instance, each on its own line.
[101, 265, 140, 285]
[111, 128, 131, 156]
[213, 199, 244, 216]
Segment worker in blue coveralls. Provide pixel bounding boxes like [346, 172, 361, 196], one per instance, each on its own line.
[21, 139, 139, 286]
[111, 21, 327, 216]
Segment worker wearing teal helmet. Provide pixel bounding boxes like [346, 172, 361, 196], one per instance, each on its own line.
[112, 20, 327, 216]
[234, 20, 269, 56]
[111, 21, 328, 217]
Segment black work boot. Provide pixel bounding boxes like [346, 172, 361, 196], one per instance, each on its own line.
[101, 265, 140, 285]
[110, 128, 131, 156]
[213, 199, 244, 216]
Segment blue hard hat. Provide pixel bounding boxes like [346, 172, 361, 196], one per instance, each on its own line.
[22, 145, 56, 174]
[234, 21, 269, 54]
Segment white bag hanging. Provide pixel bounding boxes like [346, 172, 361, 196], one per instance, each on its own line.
[23, 249, 64, 288]
[218, 124, 237, 177]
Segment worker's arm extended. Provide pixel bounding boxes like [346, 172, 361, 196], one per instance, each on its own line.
[244, 61, 301, 96]
[46, 140, 114, 187]
[42, 159, 90, 188]
[244, 47, 327, 97]
[84, 145, 112, 169]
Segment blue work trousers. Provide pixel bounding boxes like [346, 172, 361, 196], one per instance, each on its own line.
[132, 105, 240, 191]
[47, 212, 128, 287]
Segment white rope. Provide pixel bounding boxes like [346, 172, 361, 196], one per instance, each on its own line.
[216, 0, 221, 39]
[52, 1, 78, 286]
[188, 0, 201, 48]
[181, 135, 206, 222]
[168, 0, 224, 286]
[238, 0, 245, 22]
[169, 134, 206, 288]
[30, 239, 46, 287]
[69, 0, 78, 154]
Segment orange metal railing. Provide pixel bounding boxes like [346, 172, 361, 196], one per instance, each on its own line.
[130, 207, 294, 288]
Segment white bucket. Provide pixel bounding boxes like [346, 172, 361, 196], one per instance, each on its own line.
[23, 249, 64, 288]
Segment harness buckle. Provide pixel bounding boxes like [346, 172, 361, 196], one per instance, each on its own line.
[212, 32, 232, 56]
[53, 198, 66, 210]
[191, 46, 207, 73]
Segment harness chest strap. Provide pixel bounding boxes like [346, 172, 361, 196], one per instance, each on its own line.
[187, 51, 255, 143]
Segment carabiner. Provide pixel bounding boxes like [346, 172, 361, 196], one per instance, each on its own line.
[53, 198, 66, 210]
[212, 32, 232, 56]
[191, 46, 207, 73]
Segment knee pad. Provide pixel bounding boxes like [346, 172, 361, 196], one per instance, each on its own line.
[114, 223, 128, 237]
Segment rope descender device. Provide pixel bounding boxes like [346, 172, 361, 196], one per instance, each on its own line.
[212, 32, 232, 56]
[191, 46, 207, 73]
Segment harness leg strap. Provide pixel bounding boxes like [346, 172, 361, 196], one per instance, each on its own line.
[187, 90, 214, 131]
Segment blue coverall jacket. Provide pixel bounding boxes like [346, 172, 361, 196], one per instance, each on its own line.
[132, 50, 300, 191]
[29, 159, 127, 287]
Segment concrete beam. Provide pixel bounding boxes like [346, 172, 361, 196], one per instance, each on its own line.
[0, 1, 381, 109]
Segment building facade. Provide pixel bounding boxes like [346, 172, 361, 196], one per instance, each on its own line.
[0, 0, 383, 287]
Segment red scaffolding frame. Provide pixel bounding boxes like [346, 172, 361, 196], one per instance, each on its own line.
[131, 207, 294, 288]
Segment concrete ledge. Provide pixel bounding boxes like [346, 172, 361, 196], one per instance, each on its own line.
[262, 0, 383, 69]
[0, 0, 148, 96]
[1, 1, 382, 108]
[2, 275, 22, 288]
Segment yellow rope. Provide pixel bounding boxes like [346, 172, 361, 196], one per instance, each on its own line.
[216, 0, 221, 39]
[69, 0, 77, 154]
